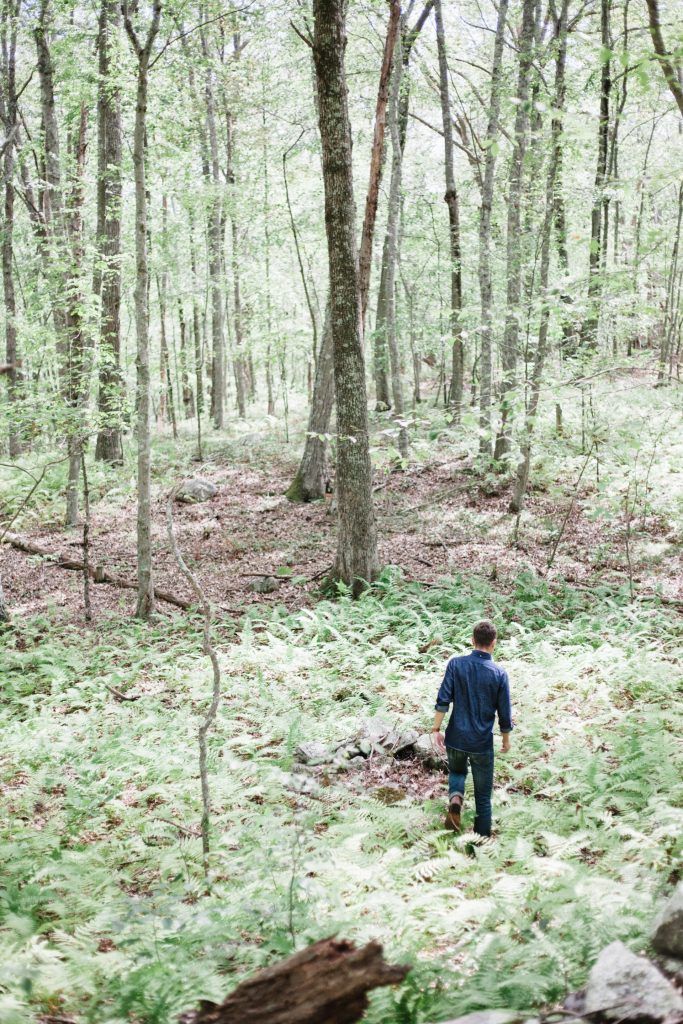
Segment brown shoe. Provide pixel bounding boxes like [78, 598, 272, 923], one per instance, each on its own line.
[444, 793, 463, 832]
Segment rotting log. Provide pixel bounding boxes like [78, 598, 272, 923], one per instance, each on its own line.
[1, 531, 190, 609]
[178, 937, 410, 1024]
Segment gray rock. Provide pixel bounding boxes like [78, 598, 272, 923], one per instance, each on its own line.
[175, 477, 218, 504]
[295, 741, 334, 766]
[584, 940, 683, 1022]
[347, 756, 366, 769]
[358, 739, 372, 757]
[436, 1012, 521, 1024]
[247, 576, 280, 594]
[413, 732, 446, 769]
[652, 882, 683, 959]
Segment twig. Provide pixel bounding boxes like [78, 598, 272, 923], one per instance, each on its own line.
[154, 815, 201, 837]
[166, 486, 222, 877]
[105, 684, 141, 702]
[546, 445, 595, 571]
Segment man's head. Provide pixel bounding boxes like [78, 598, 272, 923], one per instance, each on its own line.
[472, 619, 497, 652]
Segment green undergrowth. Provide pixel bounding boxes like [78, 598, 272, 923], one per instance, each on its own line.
[1, 572, 682, 1023]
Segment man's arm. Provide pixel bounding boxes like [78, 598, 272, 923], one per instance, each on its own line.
[432, 663, 453, 751]
[497, 671, 513, 753]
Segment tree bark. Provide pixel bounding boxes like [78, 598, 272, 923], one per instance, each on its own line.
[494, 0, 536, 460]
[226, 33, 248, 419]
[434, 0, 464, 422]
[179, 938, 409, 1024]
[477, 0, 509, 456]
[313, 0, 378, 594]
[123, 0, 162, 620]
[94, 0, 124, 464]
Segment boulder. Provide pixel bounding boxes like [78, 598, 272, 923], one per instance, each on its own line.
[295, 741, 334, 766]
[175, 477, 218, 504]
[652, 882, 683, 959]
[247, 576, 280, 594]
[583, 940, 683, 1022]
[413, 732, 446, 770]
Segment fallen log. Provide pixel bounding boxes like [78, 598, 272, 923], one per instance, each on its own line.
[178, 937, 410, 1024]
[1, 531, 191, 610]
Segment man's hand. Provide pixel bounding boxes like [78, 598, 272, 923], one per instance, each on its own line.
[501, 733, 511, 754]
[432, 729, 446, 753]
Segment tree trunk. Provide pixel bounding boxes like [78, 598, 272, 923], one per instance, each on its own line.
[1, 0, 22, 458]
[644, 0, 683, 118]
[313, 0, 379, 594]
[581, 0, 611, 348]
[373, 1, 434, 412]
[477, 0, 509, 456]
[200, 23, 226, 429]
[510, 0, 568, 513]
[385, 32, 408, 460]
[94, 0, 124, 464]
[226, 34, 248, 419]
[123, 0, 162, 620]
[179, 938, 409, 1024]
[357, 0, 400, 330]
[494, 0, 536, 460]
[434, 0, 464, 422]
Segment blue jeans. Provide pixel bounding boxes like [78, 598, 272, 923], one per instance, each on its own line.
[447, 746, 495, 837]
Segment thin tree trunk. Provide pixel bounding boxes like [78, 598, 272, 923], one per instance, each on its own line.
[385, 33, 408, 460]
[200, 21, 226, 429]
[510, 0, 568, 513]
[581, 0, 611, 348]
[94, 0, 124, 464]
[373, 1, 434, 411]
[1, 0, 22, 458]
[285, 304, 334, 501]
[494, 0, 536, 460]
[358, 0, 400, 330]
[123, 0, 162, 620]
[313, 0, 378, 594]
[478, 0, 509, 456]
[434, 0, 463, 422]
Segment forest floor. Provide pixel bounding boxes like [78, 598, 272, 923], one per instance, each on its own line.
[1, 366, 682, 1024]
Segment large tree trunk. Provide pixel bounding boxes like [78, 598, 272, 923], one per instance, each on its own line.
[494, 0, 536, 460]
[434, 0, 464, 422]
[288, 2, 408, 501]
[123, 0, 162, 620]
[0, 0, 22, 458]
[94, 0, 124, 464]
[510, 0, 568, 513]
[313, 0, 378, 594]
[179, 938, 409, 1024]
[477, 0, 509, 456]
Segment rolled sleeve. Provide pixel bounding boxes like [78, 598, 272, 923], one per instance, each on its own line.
[497, 671, 514, 733]
[434, 661, 454, 712]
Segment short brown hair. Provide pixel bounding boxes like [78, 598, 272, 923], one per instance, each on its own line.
[473, 620, 497, 647]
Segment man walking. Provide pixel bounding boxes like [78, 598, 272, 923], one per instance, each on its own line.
[431, 620, 513, 836]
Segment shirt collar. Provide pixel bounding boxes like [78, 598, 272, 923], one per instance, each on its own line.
[471, 649, 493, 660]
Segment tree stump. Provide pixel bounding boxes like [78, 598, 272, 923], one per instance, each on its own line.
[179, 937, 410, 1024]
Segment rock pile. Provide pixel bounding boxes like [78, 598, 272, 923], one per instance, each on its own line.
[295, 717, 442, 772]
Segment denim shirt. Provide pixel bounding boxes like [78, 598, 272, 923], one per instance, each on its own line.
[435, 650, 513, 753]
